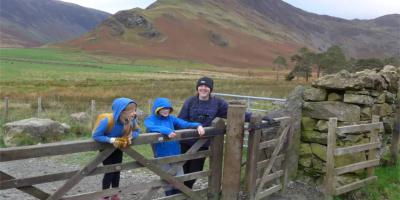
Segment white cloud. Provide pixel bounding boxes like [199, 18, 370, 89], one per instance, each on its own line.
[283, 0, 400, 19]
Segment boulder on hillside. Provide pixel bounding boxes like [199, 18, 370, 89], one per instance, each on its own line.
[3, 118, 70, 147]
[379, 65, 400, 92]
[70, 112, 89, 122]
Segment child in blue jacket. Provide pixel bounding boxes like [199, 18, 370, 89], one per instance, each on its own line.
[144, 97, 204, 196]
[92, 97, 140, 200]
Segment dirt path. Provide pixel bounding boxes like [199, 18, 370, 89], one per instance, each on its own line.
[0, 157, 325, 200]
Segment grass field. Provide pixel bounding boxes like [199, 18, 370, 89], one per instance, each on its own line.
[0, 47, 303, 145]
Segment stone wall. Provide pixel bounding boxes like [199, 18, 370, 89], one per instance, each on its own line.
[298, 65, 400, 185]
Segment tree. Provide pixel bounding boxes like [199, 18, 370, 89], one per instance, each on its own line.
[383, 57, 400, 66]
[317, 45, 346, 75]
[289, 47, 313, 82]
[273, 55, 287, 80]
[355, 58, 383, 71]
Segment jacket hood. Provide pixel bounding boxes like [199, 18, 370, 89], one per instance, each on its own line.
[112, 97, 136, 122]
[152, 97, 173, 115]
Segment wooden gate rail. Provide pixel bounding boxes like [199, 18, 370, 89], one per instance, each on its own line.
[0, 119, 226, 200]
[244, 115, 291, 200]
[324, 115, 383, 197]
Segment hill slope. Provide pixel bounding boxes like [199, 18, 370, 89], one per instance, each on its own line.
[0, 0, 110, 47]
[63, 0, 399, 67]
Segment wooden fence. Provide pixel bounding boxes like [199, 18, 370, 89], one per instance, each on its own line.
[0, 102, 290, 200]
[324, 115, 384, 197]
[0, 121, 225, 200]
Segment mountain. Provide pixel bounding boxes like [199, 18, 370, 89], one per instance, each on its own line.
[0, 0, 110, 47]
[63, 0, 399, 67]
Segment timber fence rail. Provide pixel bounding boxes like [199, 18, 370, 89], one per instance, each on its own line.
[0, 120, 226, 200]
[324, 115, 384, 197]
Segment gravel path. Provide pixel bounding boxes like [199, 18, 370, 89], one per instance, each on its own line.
[0, 157, 325, 200]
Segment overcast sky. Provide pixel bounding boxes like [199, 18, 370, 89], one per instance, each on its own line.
[60, 0, 400, 20]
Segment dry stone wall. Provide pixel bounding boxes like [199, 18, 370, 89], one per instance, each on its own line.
[298, 65, 400, 185]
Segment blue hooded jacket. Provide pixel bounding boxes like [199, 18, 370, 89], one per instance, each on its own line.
[145, 97, 200, 158]
[92, 97, 140, 143]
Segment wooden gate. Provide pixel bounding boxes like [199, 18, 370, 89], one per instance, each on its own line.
[324, 115, 383, 197]
[243, 115, 292, 200]
[0, 119, 226, 200]
[0, 102, 293, 200]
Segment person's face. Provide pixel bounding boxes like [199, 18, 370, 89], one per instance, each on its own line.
[120, 103, 137, 124]
[197, 85, 211, 98]
[158, 108, 171, 117]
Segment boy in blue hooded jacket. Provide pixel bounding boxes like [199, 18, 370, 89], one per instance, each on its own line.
[92, 97, 140, 200]
[144, 97, 204, 196]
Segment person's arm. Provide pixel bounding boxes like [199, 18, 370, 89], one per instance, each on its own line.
[92, 118, 113, 143]
[131, 119, 141, 138]
[178, 98, 191, 120]
[245, 112, 252, 122]
[216, 98, 228, 118]
[144, 118, 174, 136]
[217, 98, 252, 122]
[173, 116, 201, 129]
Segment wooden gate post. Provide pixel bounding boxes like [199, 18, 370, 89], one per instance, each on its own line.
[244, 114, 262, 199]
[324, 117, 337, 197]
[390, 80, 400, 165]
[221, 101, 246, 200]
[90, 99, 96, 129]
[208, 118, 226, 200]
[3, 97, 9, 123]
[37, 97, 42, 117]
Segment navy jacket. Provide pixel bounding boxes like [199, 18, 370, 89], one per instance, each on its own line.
[145, 98, 200, 157]
[178, 95, 252, 145]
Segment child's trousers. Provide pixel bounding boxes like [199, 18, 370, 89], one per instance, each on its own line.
[102, 149, 123, 189]
[160, 163, 184, 196]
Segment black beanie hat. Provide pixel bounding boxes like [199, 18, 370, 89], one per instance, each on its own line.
[196, 76, 214, 92]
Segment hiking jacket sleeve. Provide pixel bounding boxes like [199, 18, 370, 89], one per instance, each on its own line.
[144, 117, 174, 136]
[92, 118, 112, 143]
[131, 119, 141, 138]
[172, 116, 201, 129]
[216, 98, 252, 122]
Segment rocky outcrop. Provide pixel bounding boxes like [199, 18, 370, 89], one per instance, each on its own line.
[3, 118, 70, 147]
[103, 10, 160, 38]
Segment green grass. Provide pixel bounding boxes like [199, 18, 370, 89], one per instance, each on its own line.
[333, 159, 400, 200]
[361, 161, 400, 200]
[0, 47, 301, 147]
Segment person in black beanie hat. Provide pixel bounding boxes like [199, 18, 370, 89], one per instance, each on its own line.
[196, 76, 213, 92]
[177, 76, 252, 189]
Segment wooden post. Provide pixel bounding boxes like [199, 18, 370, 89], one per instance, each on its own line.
[37, 97, 42, 117]
[90, 100, 96, 129]
[208, 118, 226, 200]
[244, 114, 262, 200]
[247, 98, 251, 112]
[324, 117, 337, 197]
[368, 115, 380, 176]
[221, 101, 246, 200]
[390, 81, 400, 165]
[3, 97, 8, 123]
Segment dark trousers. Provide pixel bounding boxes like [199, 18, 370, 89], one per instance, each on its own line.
[180, 143, 209, 188]
[102, 149, 123, 190]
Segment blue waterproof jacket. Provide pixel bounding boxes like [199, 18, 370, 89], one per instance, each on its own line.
[92, 97, 140, 143]
[145, 98, 200, 158]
